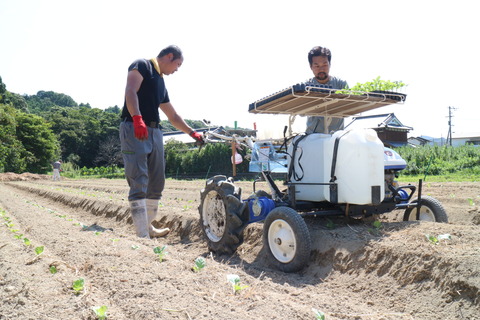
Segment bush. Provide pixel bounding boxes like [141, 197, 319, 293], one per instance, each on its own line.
[396, 145, 480, 177]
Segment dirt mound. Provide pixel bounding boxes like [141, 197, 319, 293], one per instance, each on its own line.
[0, 172, 50, 181]
[0, 179, 479, 319]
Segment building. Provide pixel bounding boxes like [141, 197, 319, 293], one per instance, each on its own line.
[345, 113, 413, 147]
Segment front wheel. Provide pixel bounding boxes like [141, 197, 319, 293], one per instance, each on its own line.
[403, 196, 448, 223]
[199, 175, 248, 255]
[263, 207, 311, 272]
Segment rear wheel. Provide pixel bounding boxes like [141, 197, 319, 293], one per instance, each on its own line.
[263, 206, 311, 272]
[199, 175, 248, 254]
[403, 196, 448, 223]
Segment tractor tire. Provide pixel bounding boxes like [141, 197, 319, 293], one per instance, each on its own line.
[403, 196, 449, 223]
[263, 206, 311, 272]
[199, 175, 248, 255]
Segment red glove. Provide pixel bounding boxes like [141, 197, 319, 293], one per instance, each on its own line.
[189, 130, 205, 146]
[132, 115, 148, 140]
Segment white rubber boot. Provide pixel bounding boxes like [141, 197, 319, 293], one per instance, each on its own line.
[129, 199, 150, 239]
[146, 199, 170, 237]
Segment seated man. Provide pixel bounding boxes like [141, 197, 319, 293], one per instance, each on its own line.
[304, 46, 349, 134]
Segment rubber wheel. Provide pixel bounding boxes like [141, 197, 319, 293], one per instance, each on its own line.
[403, 196, 449, 223]
[199, 175, 248, 254]
[263, 206, 311, 272]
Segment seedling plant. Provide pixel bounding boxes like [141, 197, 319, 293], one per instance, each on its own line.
[226, 274, 249, 294]
[192, 257, 206, 272]
[153, 245, 168, 262]
[92, 305, 108, 320]
[72, 278, 85, 295]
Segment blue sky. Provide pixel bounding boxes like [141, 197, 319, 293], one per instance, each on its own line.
[1, 0, 479, 139]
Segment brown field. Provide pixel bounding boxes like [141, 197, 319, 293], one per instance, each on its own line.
[0, 173, 479, 319]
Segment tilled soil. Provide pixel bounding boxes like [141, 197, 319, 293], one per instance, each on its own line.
[0, 173, 479, 320]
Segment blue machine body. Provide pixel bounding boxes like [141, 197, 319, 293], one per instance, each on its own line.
[244, 197, 276, 223]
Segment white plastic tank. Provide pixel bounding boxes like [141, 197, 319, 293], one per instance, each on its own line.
[287, 133, 331, 202]
[287, 129, 385, 204]
[323, 128, 385, 204]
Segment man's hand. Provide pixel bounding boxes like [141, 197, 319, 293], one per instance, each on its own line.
[132, 115, 148, 140]
[189, 130, 205, 147]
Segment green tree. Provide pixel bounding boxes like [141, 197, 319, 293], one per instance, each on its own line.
[15, 112, 59, 173]
[0, 104, 27, 172]
[24, 90, 77, 113]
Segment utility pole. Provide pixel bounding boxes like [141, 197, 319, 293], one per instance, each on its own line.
[446, 106, 457, 146]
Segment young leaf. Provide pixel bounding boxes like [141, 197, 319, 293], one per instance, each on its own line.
[92, 305, 108, 319]
[193, 257, 206, 272]
[35, 246, 44, 255]
[72, 278, 85, 294]
[312, 308, 326, 320]
[153, 245, 168, 262]
[425, 234, 438, 244]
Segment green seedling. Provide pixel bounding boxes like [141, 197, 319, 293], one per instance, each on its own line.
[72, 278, 85, 295]
[312, 308, 326, 320]
[226, 274, 248, 294]
[425, 234, 439, 245]
[95, 231, 101, 236]
[368, 220, 383, 236]
[49, 265, 58, 274]
[192, 257, 206, 272]
[131, 245, 140, 250]
[13, 233, 23, 239]
[92, 305, 108, 320]
[467, 198, 475, 206]
[153, 245, 168, 262]
[326, 219, 335, 229]
[110, 238, 119, 243]
[35, 246, 44, 255]
[23, 238, 31, 246]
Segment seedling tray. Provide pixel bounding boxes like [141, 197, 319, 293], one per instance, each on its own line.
[248, 83, 406, 117]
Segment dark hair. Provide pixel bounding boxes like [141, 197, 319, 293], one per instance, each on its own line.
[308, 46, 331, 66]
[158, 45, 183, 60]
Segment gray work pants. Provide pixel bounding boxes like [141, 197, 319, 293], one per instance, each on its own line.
[119, 121, 165, 201]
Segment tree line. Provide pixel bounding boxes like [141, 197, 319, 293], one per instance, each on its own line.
[0, 76, 235, 174]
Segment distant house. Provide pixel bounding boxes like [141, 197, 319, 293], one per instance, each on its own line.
[345, 113, 413, 147]
[408, 135, 480, 147]
[452, 135, 480, 147]
[408, 136, 432, 146]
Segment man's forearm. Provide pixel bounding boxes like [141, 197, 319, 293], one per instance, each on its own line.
[125, 90, 141, 117]
[169, 114, 194, 133]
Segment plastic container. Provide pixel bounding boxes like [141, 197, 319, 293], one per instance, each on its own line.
[287, 133, 331, 201]
[324, 128, 385, 204]
[288, 129, 385, 204]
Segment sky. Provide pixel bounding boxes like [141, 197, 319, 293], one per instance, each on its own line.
[1, 0, 479, 140]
